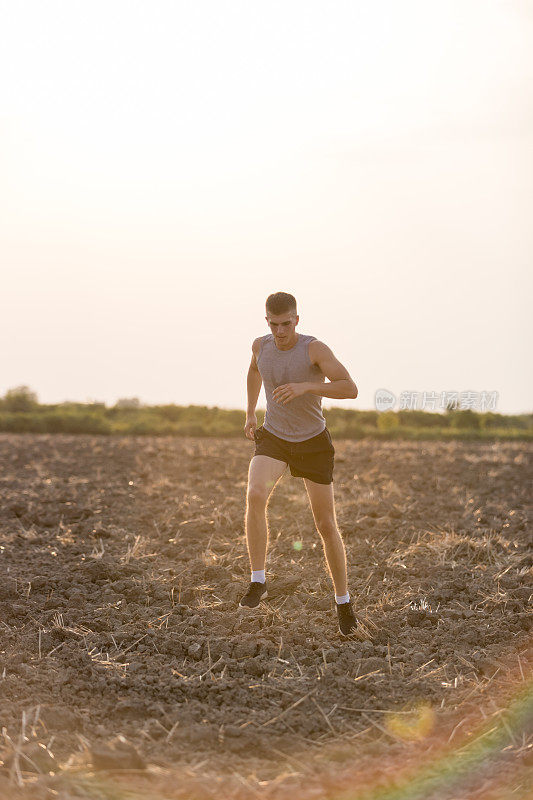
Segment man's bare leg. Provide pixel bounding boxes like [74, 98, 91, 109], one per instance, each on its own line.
[303, 478, 348, 596]
[245, 455, 287, 572]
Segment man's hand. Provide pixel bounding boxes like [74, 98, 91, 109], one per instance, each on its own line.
[272, 382, 309, 405]
[244, 415, 257, 440]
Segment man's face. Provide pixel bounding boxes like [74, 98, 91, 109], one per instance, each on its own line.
[266, 310, 299, 343]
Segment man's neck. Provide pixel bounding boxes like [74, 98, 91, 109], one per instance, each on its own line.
[274, 332, 299, 351]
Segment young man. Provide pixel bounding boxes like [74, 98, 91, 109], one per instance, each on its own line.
[240, 291, 360, 636]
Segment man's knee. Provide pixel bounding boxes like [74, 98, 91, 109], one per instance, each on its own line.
[315, 518, 338, 539]
[246, 485, 268, 509]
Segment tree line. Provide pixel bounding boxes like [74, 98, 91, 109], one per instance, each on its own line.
[0, 386, 531, 440]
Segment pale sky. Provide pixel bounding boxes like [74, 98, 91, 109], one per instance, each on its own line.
[1, 0, 532, 414]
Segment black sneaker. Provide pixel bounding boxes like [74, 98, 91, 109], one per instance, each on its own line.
[239, 581, 268, 608]
[336, 600, 359, 636]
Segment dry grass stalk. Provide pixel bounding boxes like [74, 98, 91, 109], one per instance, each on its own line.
[121, 534, 144, 563]
[261, 688, 318, 727]
[90, 538, 105, 559]
[2, 707, 46, 787]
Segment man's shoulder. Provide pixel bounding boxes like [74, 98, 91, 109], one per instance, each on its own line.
[252, 334, 271, 356]
[308, 338, 330, 363]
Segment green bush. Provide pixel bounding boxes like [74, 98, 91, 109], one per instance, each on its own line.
[328, 423, 369, 439]
[173, 421, 209, 436]
[205, 420, 240, 436]
[479, 412, 533, 431]
[377, 411, 400, 431]
[0, 412, 46, 432]
[2, 386, 39, 412]
[40, 411, 112, 434]
[448, 409, 481, 430]
[398, 410, 447, 428]
[153, 405, 185, 422]
[127, 418, 174, 436]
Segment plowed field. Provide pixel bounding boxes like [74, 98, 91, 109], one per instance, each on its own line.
[0, 434, 531, 799]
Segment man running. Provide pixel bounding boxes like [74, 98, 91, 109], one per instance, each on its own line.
[240, 291, 360, 636]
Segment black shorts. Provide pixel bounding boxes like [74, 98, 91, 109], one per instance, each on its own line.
[253, 425, 335, 485]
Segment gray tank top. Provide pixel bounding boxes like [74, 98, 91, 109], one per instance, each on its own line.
[257, 333, 326, 442]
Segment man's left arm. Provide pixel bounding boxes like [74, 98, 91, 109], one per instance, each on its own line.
[272, 341, 358, 404]
[305, 341, 358, 399]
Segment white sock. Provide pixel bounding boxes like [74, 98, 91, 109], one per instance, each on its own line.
[251, 570, 266, 584]
[335, 592, 350, 604]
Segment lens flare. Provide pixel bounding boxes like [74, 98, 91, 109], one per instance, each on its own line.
[386, 702, 435, 741]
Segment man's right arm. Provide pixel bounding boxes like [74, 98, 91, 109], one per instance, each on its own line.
[245, 338, 262, 439]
